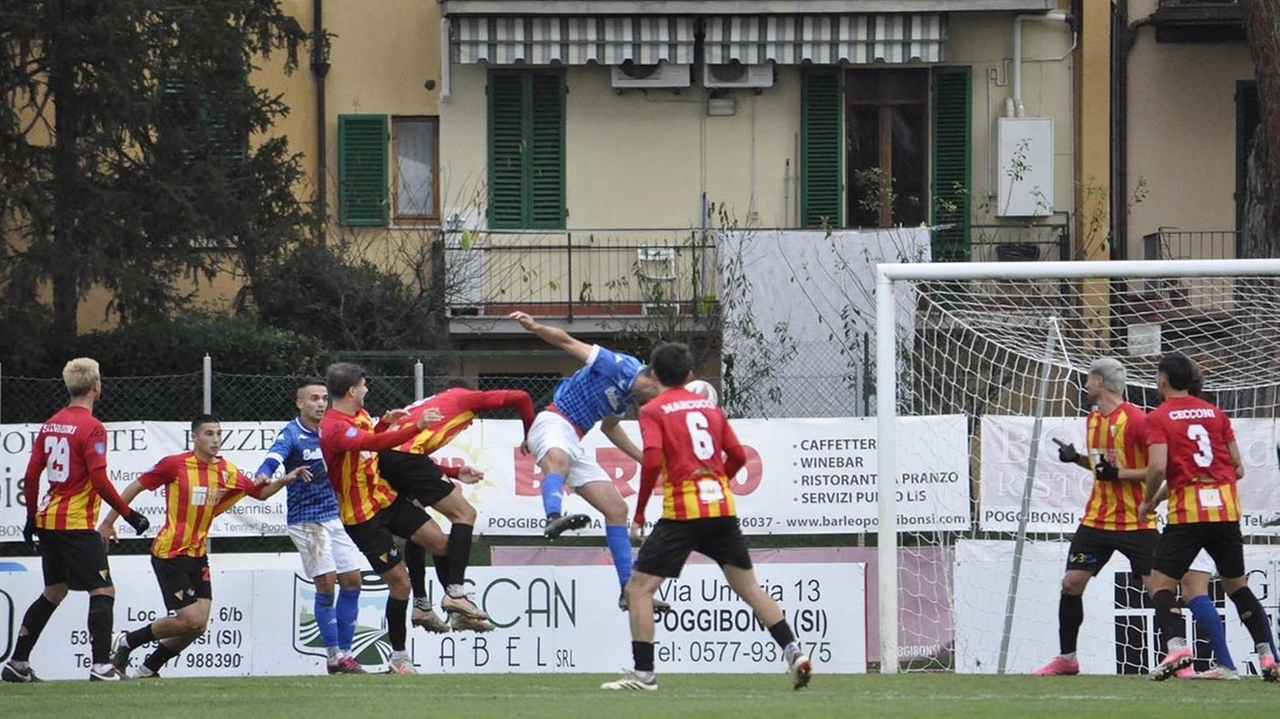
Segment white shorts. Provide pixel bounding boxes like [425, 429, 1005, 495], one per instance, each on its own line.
[1187, 548, 1216, 576]
[526, 411, 611, 489]
[287, 518, 364, 579]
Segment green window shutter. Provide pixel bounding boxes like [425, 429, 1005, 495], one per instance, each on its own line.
[488, 73, 527, 229]
[528, 72, 566, 229]
[800, 68, 843, 228]
[931, 66, 972, 261]
[338, 114, 389, 226]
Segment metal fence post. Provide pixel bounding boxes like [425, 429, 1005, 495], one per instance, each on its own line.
[566, 231, 574, 321]
[414, 360, 425, 401]
[203, 354, 212, 414]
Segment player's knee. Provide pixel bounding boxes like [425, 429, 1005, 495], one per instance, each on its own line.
[313, 573, 337, 594]
[42, 585, 69, 604]
[540, 450, 570, 475]
[179, 614, 208, 635]
[1061, 574, 1088, 595]
[455, 503, 477, 525]
[337, 571, 362, 591]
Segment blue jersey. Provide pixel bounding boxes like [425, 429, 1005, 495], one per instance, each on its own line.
[551, 345, 644, 432]
[256, 418, 339, 525]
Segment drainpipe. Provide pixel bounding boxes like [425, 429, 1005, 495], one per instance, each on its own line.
[1011, 10, 1070, 117]
[311, 0, 330, 244]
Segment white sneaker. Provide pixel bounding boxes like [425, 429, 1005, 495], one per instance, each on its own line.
[441, 593, 488, 620]
[450, 612, 496, 633]
[411, 605, 450, 634]
[600, 669, 658, 691]
[388, 652, 417, 675]
[788, 652, 812, 690]
[1189, 665, 1241, 681]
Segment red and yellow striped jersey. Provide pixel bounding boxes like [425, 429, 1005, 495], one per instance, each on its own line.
[26, 406, 110, 531]
[396, 388, 533, 455]
[319, 407, 423, 525]
[1080, 402, 1156, 531]
[1146, 395, 1240, 524]
[139, 452, 262, 559]
[638, 389, 739, 521]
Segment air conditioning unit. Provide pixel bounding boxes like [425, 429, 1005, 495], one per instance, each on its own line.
[611, 60, 691, 89]
[703, 62, 773, 89]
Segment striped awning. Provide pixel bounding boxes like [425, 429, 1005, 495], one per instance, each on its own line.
[704, 14, 947, 65]
[454, 16, 696, 65]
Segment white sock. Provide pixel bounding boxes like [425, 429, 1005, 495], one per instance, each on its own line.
[414, 597, 431, 610]
[633, 669, 655, 682]
[326, 646, 341, 662]
[1257, 643, 1272, 658]
[447, 584, 466, 598]
[1061, 652, 1077, 661]
[8, 661, 29, 670]
[391, 649, 410, 662]
[92, 662, 113, 672]
[783, 642, 800, 663]
[1167, 637, 1188, 653]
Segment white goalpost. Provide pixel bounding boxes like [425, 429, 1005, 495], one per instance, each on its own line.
[875, 258, 1280, 675]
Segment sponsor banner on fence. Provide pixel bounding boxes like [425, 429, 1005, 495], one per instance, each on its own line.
[0, 416, 970, 538]
[0, 557, 865, 678]
[979, 416, 1280, 535]
[954, 539, 1280, 676]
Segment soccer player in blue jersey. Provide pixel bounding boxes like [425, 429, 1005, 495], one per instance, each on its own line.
[509, 311, 666, 610]
[256, 379, 366, 675]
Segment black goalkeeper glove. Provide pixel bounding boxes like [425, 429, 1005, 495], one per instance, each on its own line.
[1093, 457, 1120, 482]
[1052, 438, 1080, 464]
[22, 515, 37, 550]
[124, 510, 150, 536]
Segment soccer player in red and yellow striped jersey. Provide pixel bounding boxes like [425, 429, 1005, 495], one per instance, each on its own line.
[317, 362, 476, 675]
[602, 343, 811, 692]
[99, 415, 298, 678]
[1139, 352, 1278, 680]
[3, 358, 148, 684]
[1034, 358, 1160, 677]
[383, 382, 532, 633]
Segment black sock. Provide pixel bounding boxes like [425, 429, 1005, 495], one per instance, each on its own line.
[768, 619, 797, 649]
[434, 554, 451, 590]
[1228, 586, 1273, 647]
[387, 597, 409, 651]
[1152, 589, 1185, 646]
[632, 641, 655, 673]
[446, 524, 473, 587]
[143, 643, 180, 673]
[126, 624, 157, 650]
[87, 595, 115, 665]
[405, 542, 428, 601]
[1059, 592, 1084, 655]
[13, 595, 59, 662]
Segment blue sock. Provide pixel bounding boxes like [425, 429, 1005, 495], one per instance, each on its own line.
[605, 524, 633, 585]
[314, 591, 338, 651]
[337, 588, 360, 653]
[541, 473, 566, 516]
[1188, 595, 1234, 670]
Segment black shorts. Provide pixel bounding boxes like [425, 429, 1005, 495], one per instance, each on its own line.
[1151, 521, 1245, 580]
[152, 555, 212, 611]
[343, 496, 432, 574]
[38, 529, 113, 591]
[1065, 525, 1159, 577]
[378, 450, 455, 507]
[634, 517, 753, 579]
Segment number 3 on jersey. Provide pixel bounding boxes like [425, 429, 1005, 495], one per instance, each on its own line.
[686, 411, 715, 460]
[1187, 423, 1213, 468]
[43, 435, 72, 483]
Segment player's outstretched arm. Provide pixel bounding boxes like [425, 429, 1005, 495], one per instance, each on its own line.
[98, 480, 148, 548]
[508, 311, 592, 363]
[601, 414, 643, 463]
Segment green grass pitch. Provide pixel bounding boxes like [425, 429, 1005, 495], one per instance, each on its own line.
[3, 673, 1278, 718]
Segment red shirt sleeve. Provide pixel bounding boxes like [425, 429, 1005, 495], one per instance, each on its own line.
[327, 414, 423, 453]
[23, 433, 48, 518]
[1221, 413, 1236, 444]
[1144, 414, 1168, 445]
[138, 455, 179, 491]
[638, 405, 664, 452]
[437, 462, 461, 479]
[459, 390, 537, 433]
[635, 446, 664, 524]
[722, 419, 746, 479]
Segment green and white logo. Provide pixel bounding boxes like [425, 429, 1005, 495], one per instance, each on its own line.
[292, 574, 394, 670]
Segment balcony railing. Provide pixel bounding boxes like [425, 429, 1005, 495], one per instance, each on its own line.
[1142, 229, 1241, 261]
[444, 228, 717, 321]
[965, 223, 1070, 263]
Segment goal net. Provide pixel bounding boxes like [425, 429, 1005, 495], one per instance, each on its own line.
[873, 259, 1280, 675]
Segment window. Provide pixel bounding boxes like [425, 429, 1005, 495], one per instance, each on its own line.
[159, 77, 249, 166]
[488, 71, 566, 230]
[393, 117, 439, 221]
[338, 114, 388, 226]
[800, 66, 971, 257]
